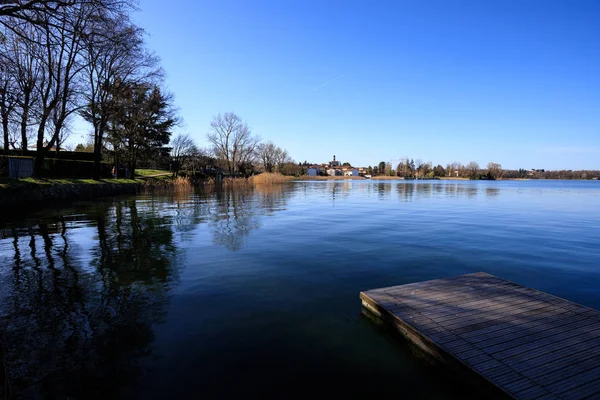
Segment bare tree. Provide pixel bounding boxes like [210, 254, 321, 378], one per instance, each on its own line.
[170, 133, 196, 175]
[0, 53, 18, 151]
[257, 141, 291, 173]
[28, 1, 92, 173]
[0, 0, 140, 174]
[487, 162, 503, 180]
[49, 108, 73, 154]
[231, 122, 259, 175]
[0, 1, 129, 36]
[207, 112, 259, 175]
[183, 146, 215, 176]
[207, 112, 240, 174]
[466, 161, 480, 179]
[421, 161, 432, 177]
[81, 8, 159, 179]
[257, 141, 277, 172]
[413, 158, 423, 178]
[0, 1, 76, 19]
[10, 25, 42, 152]
[442, 161, 463, 177]
[274, 148, 291, 172]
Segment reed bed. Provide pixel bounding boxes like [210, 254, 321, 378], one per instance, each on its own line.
[173, 176, 192, 188]
[249, 172, 294, 185]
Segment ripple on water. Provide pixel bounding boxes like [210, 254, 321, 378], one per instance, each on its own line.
[0, 180, 599, 398]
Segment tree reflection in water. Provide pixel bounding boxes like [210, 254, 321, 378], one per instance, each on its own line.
[0, 186, 292, 398]
[0, 181, 512, 398]
[0, 199, 178, 399]
[207, 185, 289, 251]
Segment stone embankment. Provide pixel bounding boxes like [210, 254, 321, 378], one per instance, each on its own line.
[0, 182, 142, 219]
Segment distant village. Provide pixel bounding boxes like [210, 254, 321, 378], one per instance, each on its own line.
[307, 155, 368, 177]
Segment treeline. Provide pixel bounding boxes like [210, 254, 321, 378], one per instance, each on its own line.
[503, 169, 600, 180]
[365, 159, 599, 180]
[169, 112, 300, 178]
[0, 0, 176, 178]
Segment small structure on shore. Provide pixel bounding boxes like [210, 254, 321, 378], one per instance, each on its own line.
[306, 155, 360, 177]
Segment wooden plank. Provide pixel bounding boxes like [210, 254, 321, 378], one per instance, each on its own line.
[548, 367, 600, 395]
[532, 358, 599, 387]
[361, 272, 600, 400]
[453, 305, 572, 337]
[492, 322, 600, 360]
[439, 301, 559, 332]
[506, 338, 600, 372]
[480, 315, 598, 355]
[516, 343, 600, 379]
[461, 306, 576, 342]
[581, 391, 600, 400]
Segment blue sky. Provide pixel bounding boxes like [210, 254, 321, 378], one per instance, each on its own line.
[129, 0, 599, 170]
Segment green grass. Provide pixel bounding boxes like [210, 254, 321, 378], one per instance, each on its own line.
[135, 169, 170, 177]
[0, 177, 142, 189]
[0, 169, 175, 190]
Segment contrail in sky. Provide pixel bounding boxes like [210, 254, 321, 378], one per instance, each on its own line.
[311, 75, 343, 91]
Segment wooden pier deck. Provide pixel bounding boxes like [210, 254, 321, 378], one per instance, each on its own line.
[360, 272, 600, 400]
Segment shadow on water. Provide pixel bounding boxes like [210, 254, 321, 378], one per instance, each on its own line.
[358, 310, 508, 399]
[0, 185, 293, 398]
[0, 199, 179, 399]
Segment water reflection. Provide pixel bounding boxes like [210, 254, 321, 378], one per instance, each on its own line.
[0, 200, 178, 399]
[303, 181, 500, 202]
[207, 185, 289, 251]
[293, 181, 504, 203]
[392, 182, 496, 201]
[0, 180, 598, 399]
[0, 185, 294, 399]
[486, 187, 500, 197]
[209, 188, 262, 251]
[328, 181, 352, 201]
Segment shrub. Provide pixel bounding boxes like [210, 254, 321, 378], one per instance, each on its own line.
[40, 159, 112, 178]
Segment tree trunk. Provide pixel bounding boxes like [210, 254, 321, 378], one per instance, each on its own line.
[93, 126, 102, 180]
[34, 133, 45, 177]
[20, 94, 30, 154]
[0, 85, 10, 152]
[1, 111, 8, 152]
[34, 114, 61, 177]
[129, 149, 136, 179]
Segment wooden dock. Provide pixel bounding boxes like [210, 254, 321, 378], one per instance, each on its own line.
[360, 272, 600, 400]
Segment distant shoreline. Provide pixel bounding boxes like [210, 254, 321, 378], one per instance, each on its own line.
[291, 176, 591, 182]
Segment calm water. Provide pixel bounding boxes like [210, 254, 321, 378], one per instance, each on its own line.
[1, 180, 599, 398]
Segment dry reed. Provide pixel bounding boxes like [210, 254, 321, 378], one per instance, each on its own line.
[173, 176, 192, 188]
[249, 172, 294, 185]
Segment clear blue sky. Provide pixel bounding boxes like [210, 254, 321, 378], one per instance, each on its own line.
[131, 0, 599, 170]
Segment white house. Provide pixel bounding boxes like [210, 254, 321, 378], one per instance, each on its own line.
[309, 155, 360, 177]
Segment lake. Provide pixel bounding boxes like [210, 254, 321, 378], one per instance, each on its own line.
[1, 180, 599, 398]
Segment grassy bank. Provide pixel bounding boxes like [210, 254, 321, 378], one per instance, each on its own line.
[0, 177, 141, 190]
[0, 168, 174, 190]
[0, 170, 185, 220]
[135, 168, 170, 177]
